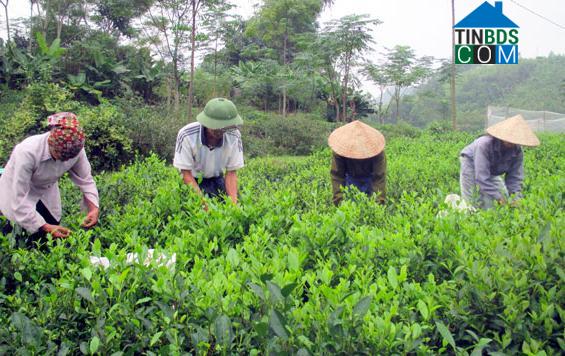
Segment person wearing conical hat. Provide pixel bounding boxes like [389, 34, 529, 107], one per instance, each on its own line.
[174, 98, 244, 209]
[328, 120, 386, 206]
[0, 112, 100, 246]
[459, 114, 540, 209]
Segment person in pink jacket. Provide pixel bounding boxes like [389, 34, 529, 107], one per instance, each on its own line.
[0, 112, 99, 245]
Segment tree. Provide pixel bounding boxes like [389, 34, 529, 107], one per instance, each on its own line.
[199, 1, 234, 97]
[291, 47, 325, 112]
[177, 0, 233, 120]
[319, 14, 381, 122]
[28, 0, 38, 51]
[94, 0, 154, 38]
[363, 62, 392, 124]
[0, 0, 9, 41]
[34, 0, 87, 40]
[142, 0, 191, 112]
[246, 0, 323, 118]
[383, 45, 433, 122]
[6, 32, 65, 85]
[231, 59, 280, 111]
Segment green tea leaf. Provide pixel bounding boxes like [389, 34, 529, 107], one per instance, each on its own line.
[136, 297, 152, 305]
[269, 309, 289, 340]
[226, 248, 240, 267]
[298, 335, 314, 348]
[387, 266, 398, 289]
[10, 312, 40, 346]
[436, 321, 456, 350]
[339, 291, 355, 303]
[76, 287, 95, 304]
[537, 221, 551, 243]
[288, 251, 299, 271]
[93, 238, 102, 254]
[58, 342, 71, 356]
[466, 329, 480, 342]
[248, 282, 265, 301]
[214, 315, 233, 348]
[353, 296, 373, 318]
[267, 281, 284, 303]
[417, 300, 429, 320]
[81, 267, 92, 281]
[471, 338, 492, 356]
[150, 331, 163, 346]
[399, 265, 408, 283]
[281, 282, 298, 298]
[253, 321, 269, 337]
[260, 273, 274, 283]
[557, 337, 565, 351]
[89, 336, 100, 354]
[329, 306, 344, 326]
[80, 342, 88, 354]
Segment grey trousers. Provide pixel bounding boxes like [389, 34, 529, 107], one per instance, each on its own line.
[460, 156, 508, 209]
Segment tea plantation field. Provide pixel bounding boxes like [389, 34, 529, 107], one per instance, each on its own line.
[1, 132, 563, 354]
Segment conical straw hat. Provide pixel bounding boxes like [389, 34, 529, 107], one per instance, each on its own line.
[486, 114, 540, 147]
[328, 120, 386, 159]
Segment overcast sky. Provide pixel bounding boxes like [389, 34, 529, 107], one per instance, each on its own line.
[2, 0, 564, 96]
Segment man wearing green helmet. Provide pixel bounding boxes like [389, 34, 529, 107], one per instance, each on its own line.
[174, 98, 244, 208]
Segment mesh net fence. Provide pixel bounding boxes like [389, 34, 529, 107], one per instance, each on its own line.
[487, 106, 565, 132]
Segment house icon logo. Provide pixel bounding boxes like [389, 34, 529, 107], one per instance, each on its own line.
[454, 1, 519, 64]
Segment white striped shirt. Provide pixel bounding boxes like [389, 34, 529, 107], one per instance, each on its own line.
[173, 122, 244, 178]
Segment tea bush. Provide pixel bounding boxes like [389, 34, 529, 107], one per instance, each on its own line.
[241, 114, 337, 157]
[77, 103, 133, 172]
[0, 133, 563, 354]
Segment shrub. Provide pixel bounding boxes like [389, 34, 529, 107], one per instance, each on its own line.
[426, 120, 454, 134]
[77, 103, 133, 172]
[0, 83, 78, 165]
[116, 97, 187, 163]
[369, 121, 422, 138]
[241, 113, 336, 157]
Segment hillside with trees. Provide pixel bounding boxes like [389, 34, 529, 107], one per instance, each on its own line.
[0, 0, 563, 166]
[0, 0, 400, 167]
[397, 55, 565, 130]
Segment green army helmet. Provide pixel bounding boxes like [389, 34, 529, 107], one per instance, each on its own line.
[196, 98, 243, 129]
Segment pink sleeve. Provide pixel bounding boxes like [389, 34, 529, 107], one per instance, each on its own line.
[68, 150, 99, 210]
[11, 150, 46, 233]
